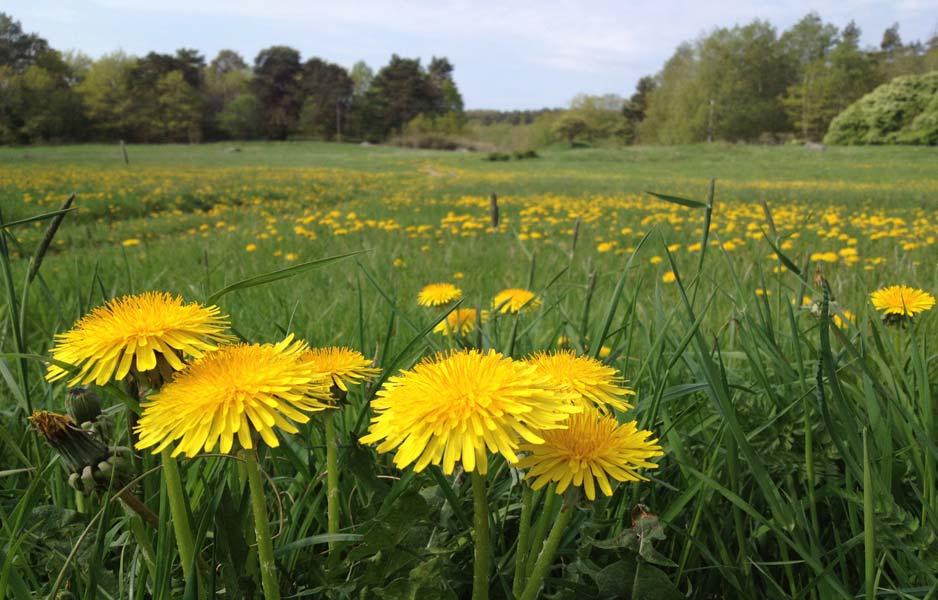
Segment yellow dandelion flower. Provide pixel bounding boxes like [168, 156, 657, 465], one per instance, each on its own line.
[516, 409, 663, 501]
[46, 292, 232, 387]
[493, 288, 541, 314]
[245, 243, 257, 252]
[121, 238, 141, 247]
[870, 285, 935, 317]
[302, 347, 380, 392]
[360, 349, 580, 475]
[135, 335, 332, 457]
[418, 282, 463, 307]
[433, 308, 486, 336]
[662, 271, 676, 283]
[526, 350, 634, 412]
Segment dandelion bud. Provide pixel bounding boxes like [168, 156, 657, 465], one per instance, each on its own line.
[66, 386, 101, 425]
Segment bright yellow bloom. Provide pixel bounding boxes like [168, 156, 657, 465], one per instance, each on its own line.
[870, 285, 935, 317]
[433, 308, 485, 336]
[46, 292, 232, 386]
[526, 350, 634, 412]
[121, 238, 141, 247]
[516, 409, 662, 501]
[418, 282, 463, 307]
[360, 349, 580, 475]
[662, 271, 676, 283]
[303, 347, 380, 392]
[135, 335, 332, 457]
[493, 288, 540, 314]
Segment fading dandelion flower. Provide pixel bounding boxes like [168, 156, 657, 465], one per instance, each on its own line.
[360, 349, 579, 475]
[493, 288, 540, 314]
[526, 350, 634, 412]
[46, 292, 232, 387]
[418, 282, 463, 307]
[516, 409, 663, 501]
[135, 335, 332, 457]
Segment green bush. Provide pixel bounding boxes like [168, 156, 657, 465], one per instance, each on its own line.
[825, 71, 938, 145]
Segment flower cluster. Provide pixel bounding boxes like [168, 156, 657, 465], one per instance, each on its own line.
[360, 347, 662, 500]
[45, 292, 378, 457]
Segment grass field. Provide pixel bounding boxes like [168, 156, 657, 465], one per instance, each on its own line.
[1, 142, 937, 599]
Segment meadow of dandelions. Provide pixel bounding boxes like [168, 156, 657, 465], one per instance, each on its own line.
[9, 158, 937, 599]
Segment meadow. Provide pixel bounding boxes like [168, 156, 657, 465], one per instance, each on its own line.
[1, 142, 937, 599]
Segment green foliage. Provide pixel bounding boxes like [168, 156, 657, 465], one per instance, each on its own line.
[781, 25, 878, 141]
[825, 71, 938, 145]
[359, 55, 463, 141]
[216, 93, 262, 140]
[639, 16, 938, 145]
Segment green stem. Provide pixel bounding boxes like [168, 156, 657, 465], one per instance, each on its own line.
[525, 485, 557, 576]
[161, 450, 196, 584]
[863, 429, 874, 600]
[519, 497, 574, 600]
[325, 411, 341, 569]
[243, 448, 280, 600]
[512, 486, 534, 597]
[471, 470, 491, 600]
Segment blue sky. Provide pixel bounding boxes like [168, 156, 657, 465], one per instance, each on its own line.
[6, 1, 937, 109]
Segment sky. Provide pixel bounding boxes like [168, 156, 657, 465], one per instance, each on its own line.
[6, 1, 938, 110]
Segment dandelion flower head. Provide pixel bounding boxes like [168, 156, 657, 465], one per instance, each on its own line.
[526, 350, 634, 412]
[46, 292, 232, 386]
[360, 349, 580, 475]
[493, 288, 541, 314]
[516, 409, 663, 501]
[870, 285, 934, 317]
[418, 283, 462, 307]
[135, 335, 331, 457]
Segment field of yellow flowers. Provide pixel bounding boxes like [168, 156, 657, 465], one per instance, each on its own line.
[1, 142, 936, 599]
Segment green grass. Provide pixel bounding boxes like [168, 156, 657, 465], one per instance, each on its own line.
[1, 141, 937, 599]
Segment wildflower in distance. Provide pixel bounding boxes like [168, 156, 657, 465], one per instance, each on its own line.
[526, 350, 634, 412]
[360, 349, 579, 475]
[46, 291, 232, 387]
[493, 288, 541, 314]
[516, 408, 663, 501]
[418, 282, 463, 307]
[135, 335, 332, 457]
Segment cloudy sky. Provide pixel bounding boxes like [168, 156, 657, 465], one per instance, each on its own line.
[6, 1, 937, 109]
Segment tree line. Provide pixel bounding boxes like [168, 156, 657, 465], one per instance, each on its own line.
[557, 15, 938, 145]
[0, 12, 464, 144]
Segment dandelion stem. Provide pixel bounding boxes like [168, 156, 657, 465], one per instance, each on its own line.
[161, 450, 196, 585]
[525, 484, 557, 576]
[325, 410, 341, 569]
[519, 496, 574, 600]
[512, 486, 534, 597]
[243, 448, 280, 600]
[471, 470, 491, 600]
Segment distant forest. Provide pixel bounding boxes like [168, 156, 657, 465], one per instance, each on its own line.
[1, 11, 936, 146]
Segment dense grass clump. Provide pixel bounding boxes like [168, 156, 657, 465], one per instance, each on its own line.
[0, 143, 936, 599]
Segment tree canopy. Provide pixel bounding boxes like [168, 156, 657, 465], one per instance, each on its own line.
[0, 12, 466, 144]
